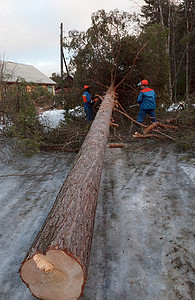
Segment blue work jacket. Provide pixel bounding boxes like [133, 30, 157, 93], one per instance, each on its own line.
[137, 88, 157, 110]
[82, 91, 93, 107]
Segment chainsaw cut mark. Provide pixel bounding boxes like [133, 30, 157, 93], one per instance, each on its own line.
[21, 250, 83, 300]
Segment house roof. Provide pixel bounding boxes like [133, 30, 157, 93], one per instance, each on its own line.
[1, 61, 57, 85]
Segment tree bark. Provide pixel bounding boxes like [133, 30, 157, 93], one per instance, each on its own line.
[184, 0, 189, 101]
[167, 0, 173, 102]
[158, 0, 164, 26]
[20, 85, 117, 300]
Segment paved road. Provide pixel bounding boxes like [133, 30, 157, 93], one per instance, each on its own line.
[81, 142, 195, 300]
[0, 139, 194, 300]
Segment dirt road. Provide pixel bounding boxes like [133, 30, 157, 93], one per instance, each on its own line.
[0, 139, 194, 300]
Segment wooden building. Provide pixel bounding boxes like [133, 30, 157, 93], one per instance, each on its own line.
[0, 61, 57, 97]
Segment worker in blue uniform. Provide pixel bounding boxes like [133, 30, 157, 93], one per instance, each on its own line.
[82, 85, 98, 123]
[136, 80, 157, 132]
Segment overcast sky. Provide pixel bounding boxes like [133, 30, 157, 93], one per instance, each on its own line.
[0, 0, 145, 77]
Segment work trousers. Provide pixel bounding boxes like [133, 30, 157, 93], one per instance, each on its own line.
[137, 108, 157, 123]
[84, 105, 95, 123]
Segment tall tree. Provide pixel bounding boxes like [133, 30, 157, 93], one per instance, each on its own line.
[183, 0, 195, 100]
[141, 0, 170, 26]
[141, 0, 173, 100]
[140, 0, 195, 101]
[137, 23, 170, 105]
[64, 9, 141, 108]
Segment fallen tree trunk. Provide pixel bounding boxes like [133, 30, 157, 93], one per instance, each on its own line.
[20, 85, 117, 300]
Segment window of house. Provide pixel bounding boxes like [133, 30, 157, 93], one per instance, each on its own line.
[47, 85, 53, 94]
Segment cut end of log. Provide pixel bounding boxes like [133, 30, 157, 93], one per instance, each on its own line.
[20, 250, 84, 300]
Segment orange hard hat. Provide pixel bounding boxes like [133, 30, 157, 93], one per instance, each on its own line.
[141, 80, 148, 85]
[84, 85, 90, 89]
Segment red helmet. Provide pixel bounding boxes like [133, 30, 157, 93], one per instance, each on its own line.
[141, 80, 148, 85]
[84, 85, 90, 89]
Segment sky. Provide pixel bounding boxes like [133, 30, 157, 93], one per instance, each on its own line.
[0, 0, 145, 77]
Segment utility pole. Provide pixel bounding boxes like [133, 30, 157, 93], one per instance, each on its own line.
[60, 23, 70, 90]
[60, 22, 64, 89]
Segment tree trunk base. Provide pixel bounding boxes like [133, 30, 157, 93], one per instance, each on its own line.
[20, 250, 84, 300]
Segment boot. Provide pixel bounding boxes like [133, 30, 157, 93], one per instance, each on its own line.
[135, 124, 142, 134]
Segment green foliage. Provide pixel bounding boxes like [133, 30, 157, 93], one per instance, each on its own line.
[140, 0, 195, 100]
[176, 94, 195, 152]
[50, 72, 73, 90]
[60, 86, 83, 111]
[41, 115, 89, 152]
[65, 10, 136, 83]
[64, 9, 143, 108]
[138, 23, 170, 106]
[61, 2, 194, 108]
[1, 81, 44, 156]
[141, 0, 170, 27]
[177, 129, 195, 152]
[31, 85, 55, 108]
[50, 72, 61, 87]
[63, 106, 85, 124]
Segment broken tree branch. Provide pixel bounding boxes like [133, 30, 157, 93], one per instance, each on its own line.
[115, 42, 148, 89]
[109, 143, 126, 148]
[114, 108, 176, 141]
[133, 132, 165, 140]
[91, 79, 108, 89]
[114, 107, 147, 127]
[110, 24, 122, 84]
[143, 121, 177, 135]
[110, 122, 119, 127]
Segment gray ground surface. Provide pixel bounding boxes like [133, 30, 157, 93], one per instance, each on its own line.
[0, 139, 194, 300]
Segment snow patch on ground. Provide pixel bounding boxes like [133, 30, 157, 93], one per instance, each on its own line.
[39, 109, 65, 128]
[179, 161, 195, 183]
[39, 106, 84, 128]
[166, 103, 182, 112]
[166, 102, 195, 112]
[1, 107, 85, 131]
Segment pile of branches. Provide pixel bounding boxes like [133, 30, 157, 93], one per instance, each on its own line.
[132, 122, 177, 141]
[112, 101, 194, 145]
[40, 117, 89, 153]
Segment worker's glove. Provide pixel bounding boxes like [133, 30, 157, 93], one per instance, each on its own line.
[90, 98, 98, 105]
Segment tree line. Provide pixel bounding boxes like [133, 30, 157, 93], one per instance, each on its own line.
[0, 0, 194, 154]
[54, 0, 194, 110]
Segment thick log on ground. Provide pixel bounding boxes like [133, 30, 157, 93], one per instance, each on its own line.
[20, 86, 117, 300]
